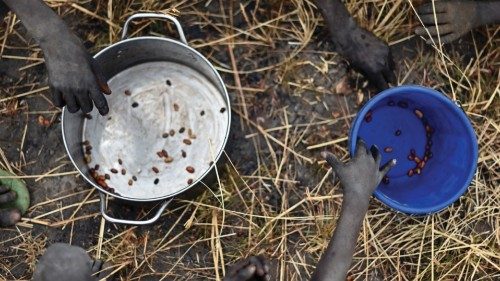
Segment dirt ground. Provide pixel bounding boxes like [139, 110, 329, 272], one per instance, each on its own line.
[1, 1, 498, 280]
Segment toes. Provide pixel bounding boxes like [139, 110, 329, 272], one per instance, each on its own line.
[0, 209, 21, 227]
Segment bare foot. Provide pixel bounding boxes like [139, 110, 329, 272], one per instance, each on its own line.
[224, 255, 270, 281]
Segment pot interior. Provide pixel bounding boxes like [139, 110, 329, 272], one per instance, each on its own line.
[62, 37, 230, 201]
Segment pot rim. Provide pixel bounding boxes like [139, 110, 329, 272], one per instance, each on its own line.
[62, 36, 231, 202]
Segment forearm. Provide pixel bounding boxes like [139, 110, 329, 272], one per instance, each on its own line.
[314, 0, 357, 41]
[1, 0, 79, 54]
[477, 1, 500, 26]
[311, 192, 370, 281]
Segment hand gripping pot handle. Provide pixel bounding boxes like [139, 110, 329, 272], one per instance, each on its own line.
[121, 13, 188, 45]
[99, 193, 173, 225]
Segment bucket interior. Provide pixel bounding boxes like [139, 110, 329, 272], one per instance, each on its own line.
[349, 86, 478, 214]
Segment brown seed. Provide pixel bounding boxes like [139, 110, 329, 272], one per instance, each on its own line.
[154, 178, 159, 185]
[82, 140, 90, 146]
[407, 169, 414, 177]
[425, 125, 434, 133]
[408, 154, 415, 161]
[97, 175, 105, 182]
[169, 129, 175, 136]
[128, 179, 133, 186]
[121, 169, 126, 175]
[173, 103, 179, 111]
[105, 174, 110, 180]
[124, 89, 131, 96]
[395, 130, 402, 136]
[188, 129, 196, 139]
[414, 109, 424, 119]
[418, 161, 426, 169]
[382, 176, 390, 184]
[110, 168, 118, 174]
[410, 149, 416, 156]
[423, 156, 429, 162]
[152, 166, 159, 173]
[132, 102, 139, 108]
[162, 133, 169, 138]
[209, 161, 214, 166]
[200, 110, 205, 116]
[186, 166, 195, 173]
[84, 155, 92, 164]
[156, 151, 163, 158]
[164, 156, 174, 163]
[89, 168, 96, 178]
[179, 127, 185, 133]
[181, 150, 186, 158]
[166, 80, 171, 86]
[414, 156, 421, 164]
[97, 179, 108, 188]
[118, 159, 123, 165]
[397, 101, 408, 108]
[415, 168, 422, 175]
[84, 113, 92, 120]
[132, 176, 137, 181]
[187, 179, 193, 185]
[384, 147, 393, 153]
[161, 149, 168, 158]
[85, 146, 93, 153]
[364, 111, 373, 123]
[94, 165, 100, 171]
[183, 139, 192, 145]
[220, 107, 226, 113]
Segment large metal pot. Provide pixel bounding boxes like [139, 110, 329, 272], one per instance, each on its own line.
[62, 13, 231, 225]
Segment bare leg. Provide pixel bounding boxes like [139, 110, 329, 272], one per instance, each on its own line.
[415, 0, 500, 44]
[310, 139, 396, 281]
[0, 0, 111, 115]
[314, 0, 396, 90]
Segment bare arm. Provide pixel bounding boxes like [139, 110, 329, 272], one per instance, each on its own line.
[1, 0, 110, 115]
[311, 140, 396, 281]
[478, 1, 500, 25]
[314, 0, 395, 90]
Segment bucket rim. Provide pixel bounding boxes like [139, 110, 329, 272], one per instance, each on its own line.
[348, 85, 478, 215]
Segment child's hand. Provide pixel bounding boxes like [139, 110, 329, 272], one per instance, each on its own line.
[321, 139, 396, 200]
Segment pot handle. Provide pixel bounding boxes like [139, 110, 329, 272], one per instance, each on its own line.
[99, 192, 172, 225]
[121, 13, 187, 45]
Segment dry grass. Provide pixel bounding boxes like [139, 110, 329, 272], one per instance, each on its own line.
[0, 0, 498, 280]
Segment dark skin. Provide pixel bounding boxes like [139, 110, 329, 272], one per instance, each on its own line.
[225, 139, 396, 281]
[415, 0, 500, 44]
[0, 185, 21, 227]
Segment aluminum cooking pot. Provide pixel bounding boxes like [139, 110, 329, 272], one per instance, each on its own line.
[62, 13, 231, 225]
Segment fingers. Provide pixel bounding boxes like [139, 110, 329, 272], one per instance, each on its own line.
[50, 85, 65, 108]
[321, 151, 343, 171]
[76, 90, 93, 114]
[249, 255, 269, 277]
[63, 91, 79, 113]
[417, 3, 446, 14]
[90, 58, 111, 95]
[370, 145, 381, 165]
[415, 24, 453, 37]
[380, 159, 397, 177]
[354, 138, 368, 159]
[418, 14, 448, 25]
[0, 190, 16, 204]
[0, 209, 21, 227]
[89, 87, 109, 116]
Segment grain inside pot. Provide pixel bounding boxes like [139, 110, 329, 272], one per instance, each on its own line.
[166, 79, 171, 86]
[124, 89, 131, 96]
[110, 168, 118, 174]
[121, 169, 126, 175]
[220, 107, 226, 113]
[188, 129, 196, 139]
[105, 174, 110, 180]
[154, 178, 159, 185]
[94, 164, 100, 171]
[131, 102, 139, 108]
[397, 101, 408, 108]
[414, 109, 424, 119]
[384, 147, 393, 153]
[162, 133, 169, 138]
[118, 158, 123, 165]
[164, 156, 174, 163]
[169, 129, 175, 136]
[84, 113, 92, 120]
[364, 111, 373, 123]
[128, 179, 133, 186]
[132, 176, 137, 181]
[395, 130, 402, 136]
[82, 140, 90, 146]
[152, 166, 159, 173]
[200, 110, 205, 116]
[183, 139, 192, 145]
[186, 166, 195, 173]
[173, 103, 179, 111]
[181, 150, 186, 158]
[187, 179, 193, 185]
[179, 127, 185, 133]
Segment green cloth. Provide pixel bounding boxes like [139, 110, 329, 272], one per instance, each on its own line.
[0, 168, 30, 214]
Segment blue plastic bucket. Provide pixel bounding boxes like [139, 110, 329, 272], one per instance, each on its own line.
[349, 85, 478, 215]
